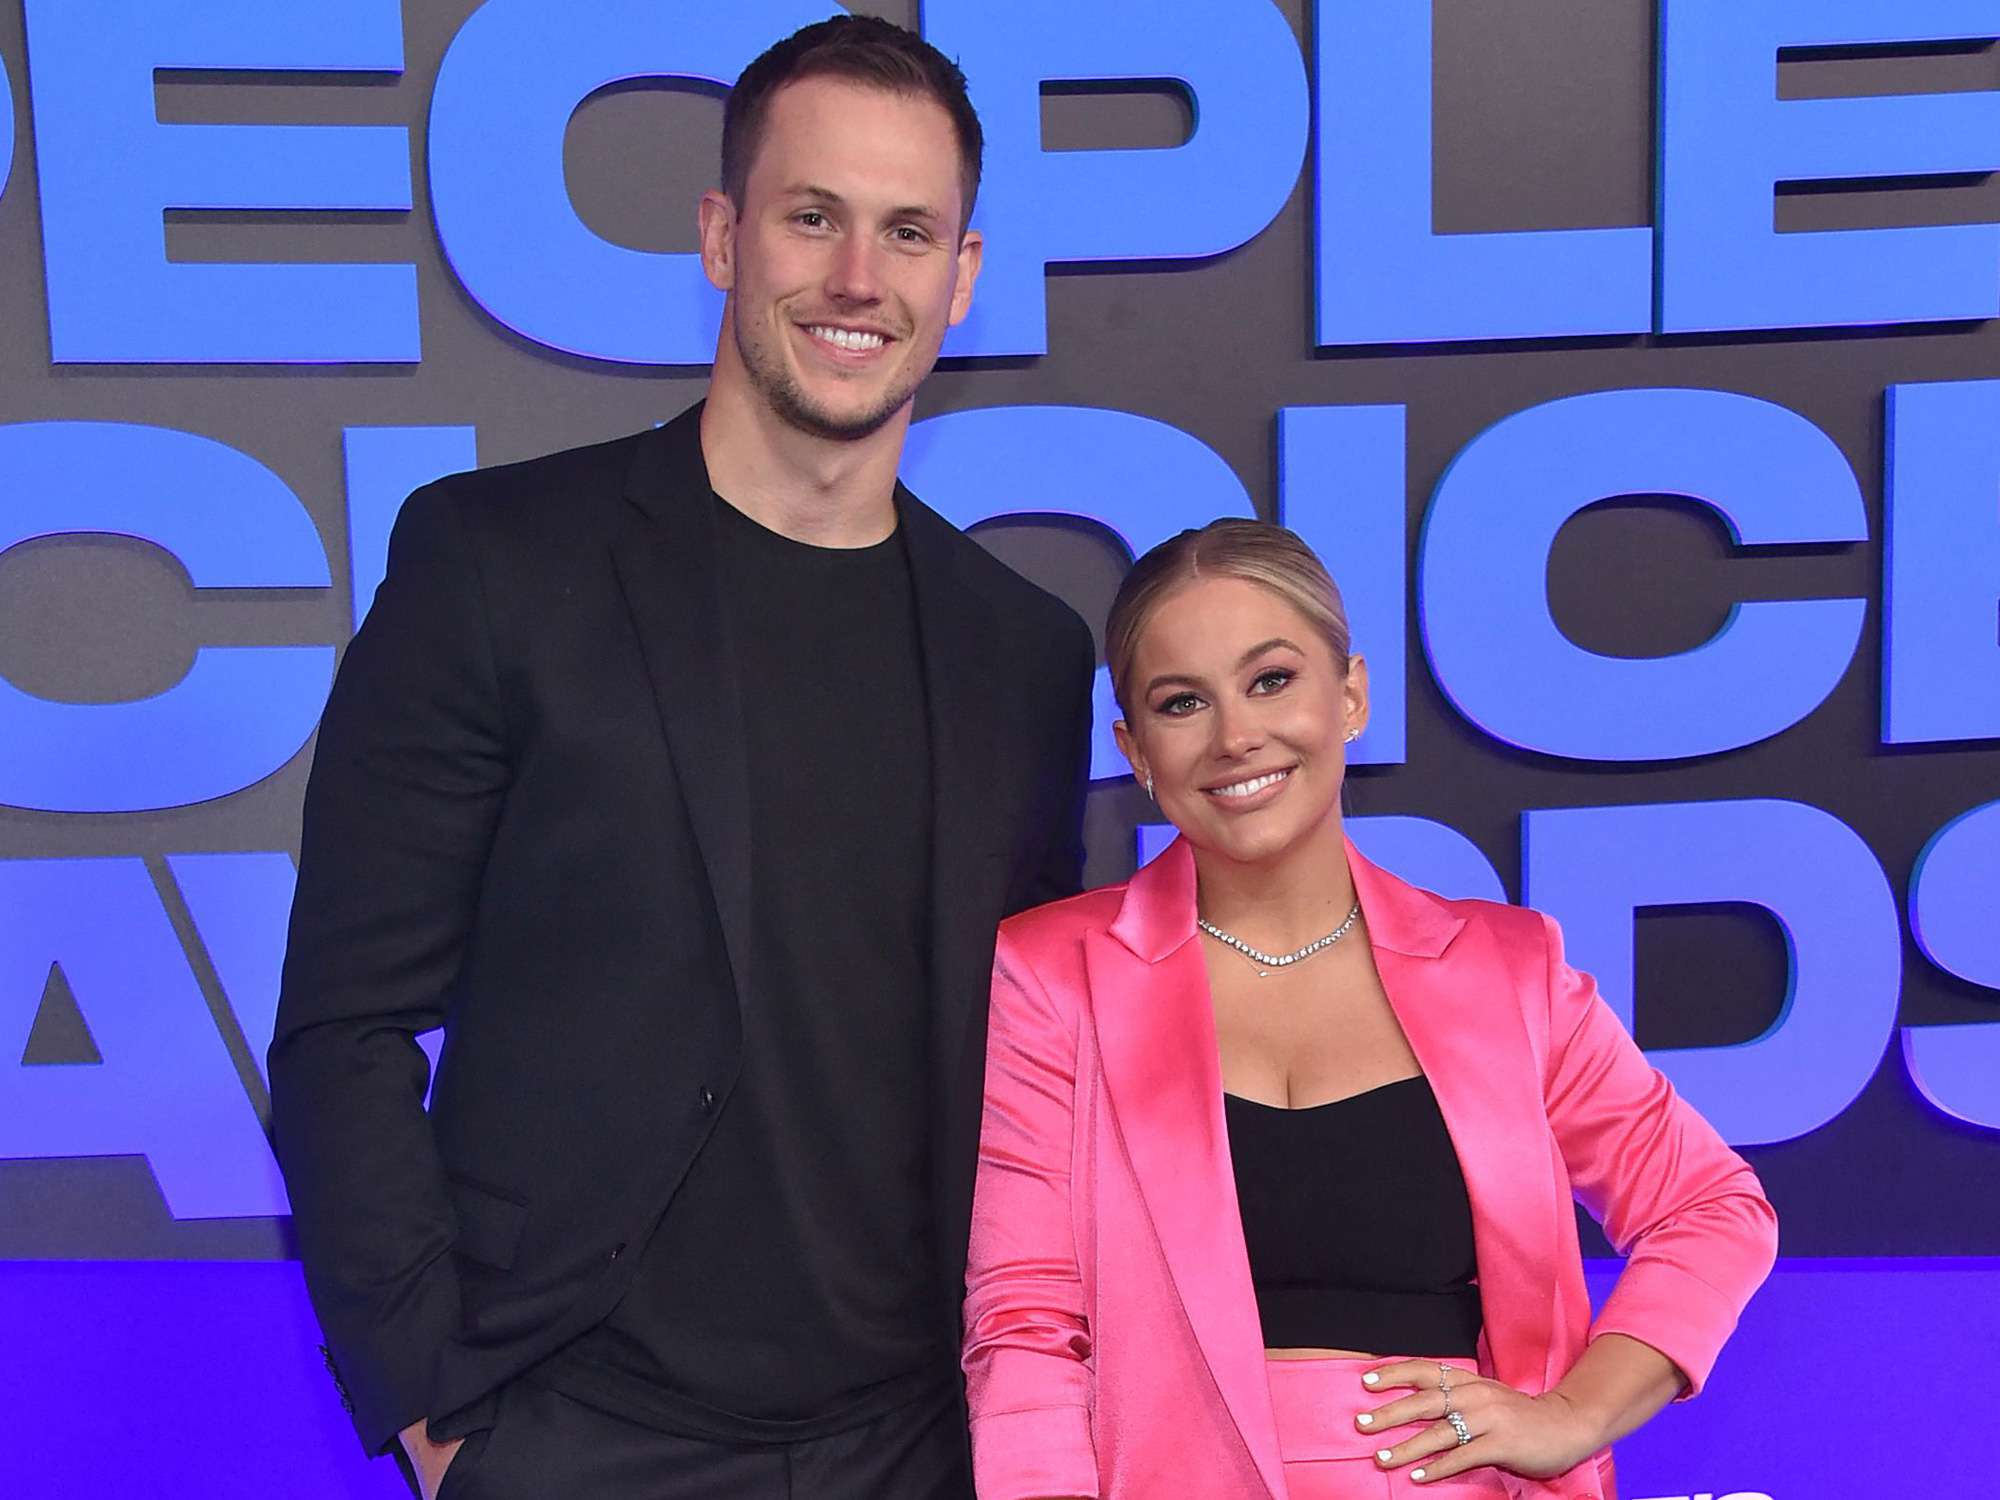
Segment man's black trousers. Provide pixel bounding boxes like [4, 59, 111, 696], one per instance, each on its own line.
[426, 1379, 972, 1500]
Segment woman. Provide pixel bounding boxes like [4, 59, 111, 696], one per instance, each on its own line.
[961, 520, 1776, 1500]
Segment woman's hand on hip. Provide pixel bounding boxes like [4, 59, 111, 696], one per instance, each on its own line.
[1352, 1359, 1601, 1484]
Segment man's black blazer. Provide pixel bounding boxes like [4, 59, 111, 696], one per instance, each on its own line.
[269, 403, 1095, 1454]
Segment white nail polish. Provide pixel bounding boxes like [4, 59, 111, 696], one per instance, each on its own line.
[1412, 1469, 1428, 1483]
[1376, 1450, 1393, 1464]
[1356, 1413, 1373, 1428]
[1362, 1371, 1380, 1386]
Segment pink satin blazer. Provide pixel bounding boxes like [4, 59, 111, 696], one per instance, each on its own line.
[962, 837, 1777, 1500]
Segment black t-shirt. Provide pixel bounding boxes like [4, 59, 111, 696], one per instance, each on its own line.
[540, 490, 942, 1438]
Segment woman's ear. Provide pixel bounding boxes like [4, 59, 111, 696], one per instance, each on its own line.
[1342, 654, 1372, 741]
[1112, 718, 1146, 789]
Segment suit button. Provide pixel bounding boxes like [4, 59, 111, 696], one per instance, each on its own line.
[697, 1086, 715, 1115]
[609, 1242, 626, 1262]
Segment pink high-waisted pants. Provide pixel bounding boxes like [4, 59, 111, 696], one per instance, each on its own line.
[1268, 1357, 1512, 1500]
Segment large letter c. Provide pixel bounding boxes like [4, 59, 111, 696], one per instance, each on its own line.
[0, 423, 334, 813]
[1420, 388, 1867, 761]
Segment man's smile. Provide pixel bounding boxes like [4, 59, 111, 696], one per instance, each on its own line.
[803, 323, 890, 352]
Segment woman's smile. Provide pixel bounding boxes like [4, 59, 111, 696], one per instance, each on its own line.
[1203, 765, 1296, 808]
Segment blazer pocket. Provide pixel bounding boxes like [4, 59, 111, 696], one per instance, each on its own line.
[447, 1175, 528, 1271]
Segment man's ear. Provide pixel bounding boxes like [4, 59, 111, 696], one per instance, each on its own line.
[698, 189, 738, 292]
[947, 228, 984, 328]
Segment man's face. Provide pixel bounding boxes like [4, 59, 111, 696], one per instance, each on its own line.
[703, 76, 982, 442]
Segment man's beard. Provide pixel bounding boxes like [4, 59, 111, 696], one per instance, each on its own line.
[736, 315, 923, 442]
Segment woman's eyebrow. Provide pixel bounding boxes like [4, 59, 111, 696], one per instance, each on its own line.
[1237, 637, 1302, 666]
[1143, 639, 1304, 697]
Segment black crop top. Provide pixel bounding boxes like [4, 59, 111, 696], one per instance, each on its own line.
[1223, 1076, 1482, 1356]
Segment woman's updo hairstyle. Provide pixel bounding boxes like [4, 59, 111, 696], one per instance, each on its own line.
[1104, 518, 1352, 715]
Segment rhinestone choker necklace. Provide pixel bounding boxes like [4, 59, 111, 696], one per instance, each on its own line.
[1197, 901, 1362, 978]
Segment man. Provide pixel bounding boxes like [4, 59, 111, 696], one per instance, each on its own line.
[270, 17, 1094, 1499]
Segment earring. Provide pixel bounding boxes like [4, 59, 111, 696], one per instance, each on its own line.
[1344, 729, 1359, 743]
[1144, 772, 1155, 801]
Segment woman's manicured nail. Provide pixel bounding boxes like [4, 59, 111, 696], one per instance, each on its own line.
[1362, 1371, 1380, 1386]
[1356, 1413, 1374, 1428]
[1376, 1449, 1393, 1464]
[1412, 1469, 1428, 1483]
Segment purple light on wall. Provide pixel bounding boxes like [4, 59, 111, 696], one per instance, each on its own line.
[1587, 1256, 2000, 1500]
[5, 1257, 1995, 1495]
[0, 1261, 403, 1499]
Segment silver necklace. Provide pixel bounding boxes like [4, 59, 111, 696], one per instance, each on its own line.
[1197, 901, 1362, 978]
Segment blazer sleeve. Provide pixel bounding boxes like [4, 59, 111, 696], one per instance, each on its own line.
[1018, 616, 1095, 911]
[1538, 912, 1779, 1397]
[268, 482, 511, 1453]
[962, 932, 1100, 1500]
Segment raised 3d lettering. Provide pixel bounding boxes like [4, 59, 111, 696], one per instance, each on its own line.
[1313, 0, 1651, 344]
[0, 423, 333, 813]
[1, 42, 16, 206]
[1524, 799, 1902, 1146]
[1420, 388, 1868, 761]
[0, 859, 288, 1218]
[1882, 381, 2000, 745]
[930, 0, 1309, 355]
[1904, 801, 2000, 1129]
[428, 0, 826, 363]
[1657, 0, 2000, 332]
[22, 0, 417, 363]
[1278, 405, 1407, 765]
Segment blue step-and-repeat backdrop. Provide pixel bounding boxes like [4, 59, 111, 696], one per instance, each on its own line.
[2, 3, 1998, 1497]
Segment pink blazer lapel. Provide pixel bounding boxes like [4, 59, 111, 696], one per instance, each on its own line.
[1347, 845, 1565, 1395]
[1089, 839, 1287, 1500]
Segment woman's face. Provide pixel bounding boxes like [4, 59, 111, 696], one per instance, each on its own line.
[1114, 576, 1368, 869]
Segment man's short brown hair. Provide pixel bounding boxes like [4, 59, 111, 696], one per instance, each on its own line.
[722, 15, 984, 233]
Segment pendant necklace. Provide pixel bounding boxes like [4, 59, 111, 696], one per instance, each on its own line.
[1197, 901, 1363, 978]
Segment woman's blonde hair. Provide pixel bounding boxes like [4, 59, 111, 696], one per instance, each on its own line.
[1104, 518, 1352, 713]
